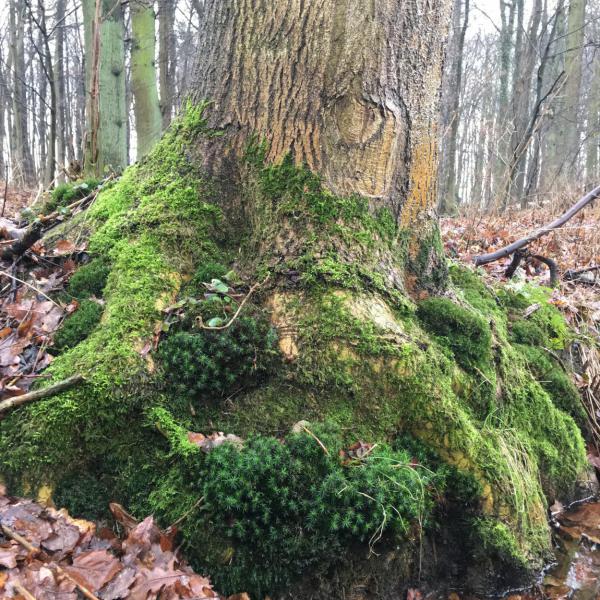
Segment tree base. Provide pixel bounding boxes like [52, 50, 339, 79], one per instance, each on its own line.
[0, 106, 590, 599]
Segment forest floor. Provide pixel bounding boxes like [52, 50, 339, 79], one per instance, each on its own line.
[0, 185, 599, 599]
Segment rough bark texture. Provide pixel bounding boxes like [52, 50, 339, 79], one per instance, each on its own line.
[192, 0, 451, 227]
[131, 0, 162, 158]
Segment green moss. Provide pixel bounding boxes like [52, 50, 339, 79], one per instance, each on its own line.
[0, 102, 223, 484]
[158, 316, 278, 401]
[67, 259, 111, 299]
[52, 300, 104, 353]
[53, 472, 112, 521]
[141, 424, 439, 597]
[517, 344, 586, 426]
[510, 319, 548, 346]
[473, 517, 528, 567]
[498, 282, 572, 350]
[0, 115, 589, 596]
[41, 178, 101, 214]
[416, 297, 492, 370]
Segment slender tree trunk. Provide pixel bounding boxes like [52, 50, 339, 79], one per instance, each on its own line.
[82, 0, 128, 175]
[130, 0, 162, 159]
[562, 0, 587, 171]
[9, 0, 35, 185]
[158, 0, 176, 129]
[585, 43, 600, 186]
[193, 0, 451, 235]
[505, 0, 543, 206]
[54, 0, 67, 181]
[494, 0, 517, 204]
[439, 0, 470, 214]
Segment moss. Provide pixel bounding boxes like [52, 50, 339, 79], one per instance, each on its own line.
[41, 178, 101, 215]
[158, 316, 278, 402]
[416, 297, 492, 370]
[139, 424, 439, 597]
[52, 300, 104, 353]
[473, 517, 528, 567]
[53, 472, 112, 521]
[517, 344, 586, 426]
[0, 115, 589, 597]
[0, 102, 223, 484]
[67, 259, 111, 299]
[510, 319, 548, 346]
[186, 261, 229, 295]
[498, 282, 572, 350]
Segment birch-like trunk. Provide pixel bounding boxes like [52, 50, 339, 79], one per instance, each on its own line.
[130, 0, 162, 159]
[82, 0, 128, 175]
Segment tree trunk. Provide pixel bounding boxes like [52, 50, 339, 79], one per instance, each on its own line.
[562, 0, 587, 170]
[585, 47, 600, 187]
[9, 0, 35, 186]
[192, 0, 450, 239]
[439, 0, 470, 214]
[82, 0, 128, 175]
[158, 0, 176, 129]
[54, 0, 67, 181]
[130, 0, 162, 159]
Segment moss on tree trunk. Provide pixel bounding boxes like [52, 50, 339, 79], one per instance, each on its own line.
[0, 0, 592, 595]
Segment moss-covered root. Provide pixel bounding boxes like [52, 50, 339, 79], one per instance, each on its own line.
[0, 108, 589, 599]
[0, 103, 223, 483]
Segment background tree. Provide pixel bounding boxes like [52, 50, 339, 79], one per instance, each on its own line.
[82, 0, 127, 174]
[130, 0, 162, 158]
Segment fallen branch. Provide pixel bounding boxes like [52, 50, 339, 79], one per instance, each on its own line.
[564, 264, 600, 280]
[0, 374, 84, 417]
[1, 221, 44, 260]
[0, 176, 112, 262]
[474, 183, 600, 266]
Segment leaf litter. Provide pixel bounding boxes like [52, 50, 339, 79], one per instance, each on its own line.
[0, 485, 247, 599]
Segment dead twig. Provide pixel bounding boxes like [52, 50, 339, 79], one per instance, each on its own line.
[0, 269, 62, 307]
[168, 496, 205, 529]
[0, 375, 85, 417]
[474, 183, 600, 266]
[196, 275, 270, 331]
[12, 582, 37, 600]
[301, 425, 330, 456]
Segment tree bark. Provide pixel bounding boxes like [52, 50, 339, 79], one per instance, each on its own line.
[54, 0, 67, 181]
[82, 0, 128, 175]
[439, 0, 470, 215]
[562, 0, 587, 167]
[130, 0, 162, 158]
[8, 0, 35, 186]
[158, 0, 176, 129]
[192, 0, 451, 231]
[586, 53, 600, 187]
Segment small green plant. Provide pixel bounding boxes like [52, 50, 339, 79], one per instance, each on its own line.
[417, 297, 492, 369]
[68, 259, 110, 299]
[176, 427, 437, 597]
[53, 300, 103, 353]
[158, 316, 278, 399]
[42, 179, 100, 214]
[186, 262, 229, 296]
